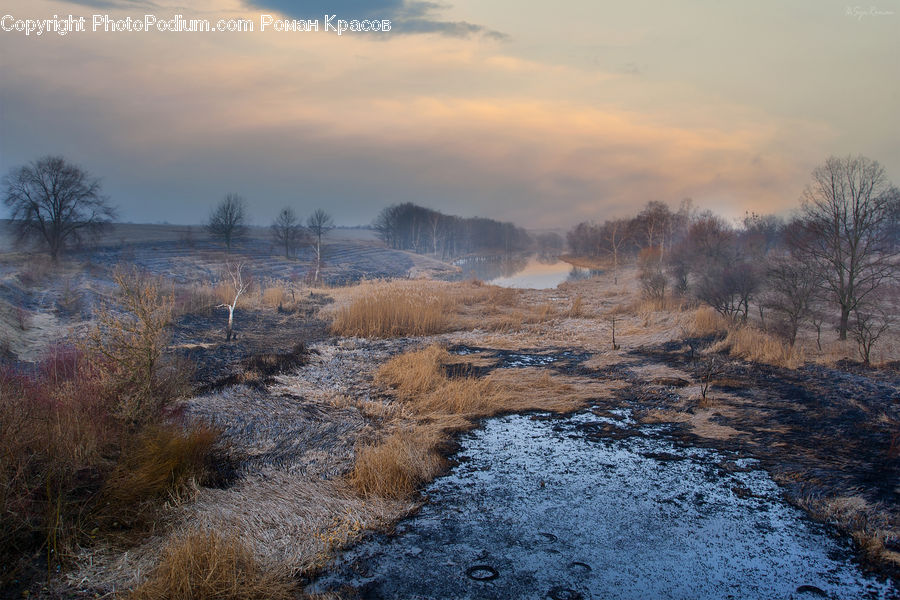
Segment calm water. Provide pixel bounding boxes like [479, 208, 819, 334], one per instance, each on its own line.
[454, 254, 600, 289]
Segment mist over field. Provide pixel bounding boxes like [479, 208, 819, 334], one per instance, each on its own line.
[1, 2, 899, 599]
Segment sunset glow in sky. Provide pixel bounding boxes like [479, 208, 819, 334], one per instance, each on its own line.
[1, 0, 898, 228]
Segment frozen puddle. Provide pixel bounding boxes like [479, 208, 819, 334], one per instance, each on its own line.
[311, 412, 897, 599]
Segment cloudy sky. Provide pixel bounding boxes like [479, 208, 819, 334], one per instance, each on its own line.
[1, 0, 897, 228]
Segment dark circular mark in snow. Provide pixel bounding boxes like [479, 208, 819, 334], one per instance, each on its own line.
[796, 584, 828, 596]
[548, 586, 584, 600]
[540, 532, 558, 542]
[466, 565, 498, 581]
[567, 561, 592, 573]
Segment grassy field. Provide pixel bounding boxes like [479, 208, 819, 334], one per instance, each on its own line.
[1, 235, 898, 597]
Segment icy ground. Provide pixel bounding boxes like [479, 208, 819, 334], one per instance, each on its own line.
[312, 410, 897, 599]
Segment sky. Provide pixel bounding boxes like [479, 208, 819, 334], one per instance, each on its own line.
[0, 0, 898, 228]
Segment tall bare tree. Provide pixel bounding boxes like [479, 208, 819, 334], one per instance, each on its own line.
[306, 208, 333, 283]
[207, 193, 247, 250]
[764, 253, 820, 346]
[271, 207, 305, 258]
[600, 219, 631, 285]
[793, 155, 896, 339]
[632, 200, 674, 258]
[2, 156, 116, 260]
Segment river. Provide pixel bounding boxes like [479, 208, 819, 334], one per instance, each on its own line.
[452, 254, 601, 289]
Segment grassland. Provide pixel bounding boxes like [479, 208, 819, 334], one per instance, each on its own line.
[1, 230, 898, 597]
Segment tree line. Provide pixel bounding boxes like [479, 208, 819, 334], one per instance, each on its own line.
[3, 153, 897, 359]
[372, 202, 535, 259]
[568, 155, 899, 362]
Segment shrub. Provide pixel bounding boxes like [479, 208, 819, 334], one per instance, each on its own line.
[89, 266, 188, 426]
[0, 347, 117, 584]
[851, 308, 892, 366]
[638, 248, 667, 301]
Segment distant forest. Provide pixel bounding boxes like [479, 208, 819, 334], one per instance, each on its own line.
[373, 202, 561, 259]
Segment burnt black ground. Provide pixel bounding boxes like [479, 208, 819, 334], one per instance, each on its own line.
[169, 294, 332, 388]
[637, 341, 900, 545]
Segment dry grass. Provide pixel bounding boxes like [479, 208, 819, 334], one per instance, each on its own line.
[374, 344, 448, 399]
[637, 409, 692, 424]
[711, 326, 803, 368]
[792, 494, 900, 571]
[375, 345, 513, 418]
[350, 344, 605, 499]
[105, 425, 219, 506]
[128, 529, 295, 600]
[330, 283, 457, 338]
[349, 426, 446, 499]
[484, 368, 618, 412]
[486, 285, 518, 307]
[261, 286, 287, 308]
[172, 283, 220, 316]
[567, 295, 585, 318]
[326, 279, 569, 339]
[607, 296, 686, 318]
[690, 306, 730, 336]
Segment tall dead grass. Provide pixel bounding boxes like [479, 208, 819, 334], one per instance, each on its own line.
[374, 345, 510, 418]
[105, 425, 219, 506]
[711, 326, 803, 368]
[129, 530, 295, 600]
[331, 285, 457, 338]
[350, 345, 587, 499]
[328, 279, 564, 338]
[349, 426, 446, 499]
[690, 306, 730, 336]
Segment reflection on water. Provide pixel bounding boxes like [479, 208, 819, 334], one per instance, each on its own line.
[454, 254, 601, 289]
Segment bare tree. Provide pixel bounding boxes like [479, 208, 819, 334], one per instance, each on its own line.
[632, 201, 674, 258]
[2, 156, 116, 260]
[207, 193, 247, 250]
[696, 354, 724, 407]
[217, 262, 249, 341]
[638, 248, 667, 301]
[271, 207, 305, 258]
[306, 208, 333, 283]
[600, 219, 631, 285]
[793, 155, 896, 339]
[851, 307, 892, 366]
[764, 253, 819, 346]
[429, 211, 443, 255]
[695, 260, 760, 322]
